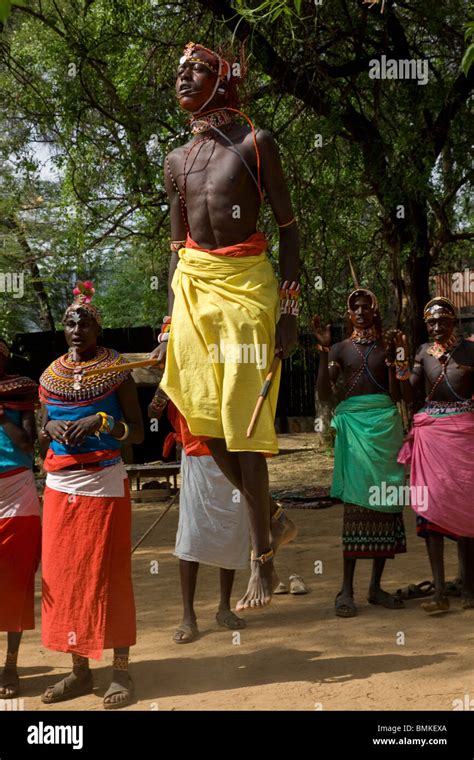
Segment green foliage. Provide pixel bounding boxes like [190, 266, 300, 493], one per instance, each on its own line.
[462, 20, 474, 74]
[0, 0, 472, 346]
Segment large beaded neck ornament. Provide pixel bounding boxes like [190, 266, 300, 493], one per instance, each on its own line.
[191, 108, 234, 135]
[0, 341, 38, 410]
[39, 281, 131, 402]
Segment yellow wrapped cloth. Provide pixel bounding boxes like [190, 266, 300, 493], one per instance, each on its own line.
[161, 244, 281, 453]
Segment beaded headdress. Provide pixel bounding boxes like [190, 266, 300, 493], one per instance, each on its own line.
[63, 280, 102, 327]
[178, 41, 244, 114]
[180, 42, 231, 83]
[423, 297, 457, 322]
[347, 288, 379, 313]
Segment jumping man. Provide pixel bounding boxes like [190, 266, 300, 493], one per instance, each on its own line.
[153, 42, 299, 611]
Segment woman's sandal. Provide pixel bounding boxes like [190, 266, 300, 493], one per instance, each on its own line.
[395, 581, 434, 600]
[103, 676, 134, 710]
[173, 622, 200, 644]
[216, 610, 246, 629]
[0, 668, 20, 699]
[289, 574, 308, 595]
[41, 670, 94, 704]
[335, 592, 358, 618]
[368, 593, 405, 609]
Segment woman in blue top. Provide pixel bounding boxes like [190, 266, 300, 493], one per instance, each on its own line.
[38, 282, 144, 709]
[0, 338, 40, 699]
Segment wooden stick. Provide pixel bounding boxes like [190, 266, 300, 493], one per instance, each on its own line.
[246, 354, 281, 438]
[131, 491, 179, 554]
[83, 358, 159, 378]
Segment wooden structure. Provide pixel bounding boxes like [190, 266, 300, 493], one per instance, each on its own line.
[125, 462, 180, 502]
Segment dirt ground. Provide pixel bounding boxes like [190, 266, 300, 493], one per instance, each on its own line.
[10, 433, 473, 711]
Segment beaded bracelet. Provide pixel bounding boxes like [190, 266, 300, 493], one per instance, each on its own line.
[157, 315, 172, 344]
[395, 364, 411, 381]
[279, 280, 301, 317]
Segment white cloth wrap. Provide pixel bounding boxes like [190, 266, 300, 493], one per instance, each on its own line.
[0, 468, 41, 518]
[175, 451, 250, 570]
[45, 461, 127, 498]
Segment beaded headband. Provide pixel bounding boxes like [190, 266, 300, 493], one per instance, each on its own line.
[63, 280, 102, 327]
[347, 288, 379, 313]
[423, 297, 457, 321]
[180, 42, 231, 83]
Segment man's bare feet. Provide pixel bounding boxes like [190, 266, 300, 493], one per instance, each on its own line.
[236, 557, 275, 611]
[271, 505, 297, 552]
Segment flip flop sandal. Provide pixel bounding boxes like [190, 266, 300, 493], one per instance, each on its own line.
[216, 610, 246, 629]
[103, 676, 134, 710]
[274, 582, 289, 594]
[173, 622, 199, 644]
[335, 592, 358, 618]
[41, 670, 94, 704]
[395, 581, 434, 600]
[0, 671, 19, 699]
[289, 575, 308, 595]
[368, 594, 405, 609]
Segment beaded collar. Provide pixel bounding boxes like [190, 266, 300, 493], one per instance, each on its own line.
[427, 333, 460, 359]
[350, 325, 380, 344]
[0, 374, 38, 410]
[40, 347, 130, 403]
[0, 374, 37, 396]
[191, 108, 234, 134]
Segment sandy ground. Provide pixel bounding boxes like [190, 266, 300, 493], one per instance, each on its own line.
[7, 433, 473, 712]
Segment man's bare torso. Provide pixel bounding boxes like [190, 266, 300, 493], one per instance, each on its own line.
[332, 338, 389, 398]
[167, 124, 262, 249]
[418, 340, 474, 400]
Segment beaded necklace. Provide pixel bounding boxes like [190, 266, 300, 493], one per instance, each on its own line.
[427, 332, 459, 359]
[40, 347, 131, 403]
[0, 374, 38, 410]
[191, 109, 234, 134]
[350, 325, 380, 344]
[0, 374, 37, 396]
